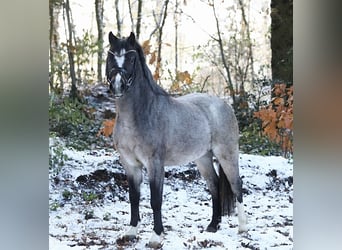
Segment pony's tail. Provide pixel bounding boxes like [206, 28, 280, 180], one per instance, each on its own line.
[219, 165, 236, 216]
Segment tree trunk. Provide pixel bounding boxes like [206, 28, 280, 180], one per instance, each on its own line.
[49, 1, 56, 91]
[49, 0, 63, 92]
[174, 0, 179, 77]
[271, 0, 293, 84]
[95, 0, 104, 83]
[238, 0, 254, 87]
[136, 0, 143, 39]
[128, 0, 135, 32]
[155, 0, 169, 83]
[115, 0, 121, 37]
[211, 0, 236, 106]
[127, 0, 142, 39]
[65, 0, 77, 99]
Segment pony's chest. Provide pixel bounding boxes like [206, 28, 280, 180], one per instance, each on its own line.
[113, 120, 140, 151]
[113, 121, 149, 166]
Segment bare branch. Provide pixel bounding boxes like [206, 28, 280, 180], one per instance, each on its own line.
[211, 0, 235, 103]
[127, 0, 135, 33]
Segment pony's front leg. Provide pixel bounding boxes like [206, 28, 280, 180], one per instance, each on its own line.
[147, 162, 165, 248]
[123, 167, 142, 239]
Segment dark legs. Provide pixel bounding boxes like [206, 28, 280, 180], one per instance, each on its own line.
[128, 176, 141, 227]
[195, 151, 221, 232]
[196, 149, 248, 233]
[123, 165, 142, 238]
[123, 159, 165, 247]
[150, 177, 164, 235]
[146, 159, 165, 248]
[213, 146, 248, 233]
[147, 161, 165, 235]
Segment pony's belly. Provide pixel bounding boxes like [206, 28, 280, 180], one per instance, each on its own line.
[164, 145, 209, 166]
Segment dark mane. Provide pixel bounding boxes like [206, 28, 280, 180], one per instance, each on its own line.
[133, 40, 169, 96]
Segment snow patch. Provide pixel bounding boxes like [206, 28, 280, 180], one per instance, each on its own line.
[50, 141, 293, 249]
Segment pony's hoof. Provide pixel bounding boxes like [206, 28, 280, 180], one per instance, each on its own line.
[238, 214, 248, 233]
[147, 231, 163, 249]
[206, 226, 218, 233]
[122, 234, 136, 241]
[123, 222, 140, 239]
[206, 221, 219, 232]
[238, 224, 248, 233]
[116, 234, 136, 245]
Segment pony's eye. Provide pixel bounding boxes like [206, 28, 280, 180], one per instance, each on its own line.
[129, 56, 135, 64]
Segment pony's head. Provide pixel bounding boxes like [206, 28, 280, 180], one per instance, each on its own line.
[106, 32, 139, 98]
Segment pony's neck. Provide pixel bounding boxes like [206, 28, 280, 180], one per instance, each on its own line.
[115, 67, 168, 120]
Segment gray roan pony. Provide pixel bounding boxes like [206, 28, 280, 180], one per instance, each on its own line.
[106, 32, 247, 248]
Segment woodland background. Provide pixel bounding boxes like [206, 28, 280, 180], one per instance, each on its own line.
[49, 0, 293, 158]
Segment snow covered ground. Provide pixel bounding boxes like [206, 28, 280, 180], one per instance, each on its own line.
[49, 138, 293, 249]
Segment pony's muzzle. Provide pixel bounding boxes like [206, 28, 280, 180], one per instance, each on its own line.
[110, 74, 124, 98]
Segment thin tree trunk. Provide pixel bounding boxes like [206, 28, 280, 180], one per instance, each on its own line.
[174, 0, 179, 77]
[211, 0, 235, 105]
[238, 0, 254, 87]
[49, 1, 63, 92]
[65, 0, 77, 99]
[136, 0, 143, 39]
[115, 0, 121, 36]
[49, 1, 55, 91]
[128, 0, 135, 32]
[95, 0, 104, 83]
[155, 0, 169, 83]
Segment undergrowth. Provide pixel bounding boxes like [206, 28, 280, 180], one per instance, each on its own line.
[49, 93, 104, 151]
[239, 121, 283, 156]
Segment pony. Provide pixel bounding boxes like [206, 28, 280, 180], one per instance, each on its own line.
[105, 32, 247, 248]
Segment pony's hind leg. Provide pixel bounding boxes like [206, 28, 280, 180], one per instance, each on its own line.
[213, 146, 248, 233]
[195, 151, 221, 232]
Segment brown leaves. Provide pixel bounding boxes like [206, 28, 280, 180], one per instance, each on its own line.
[97, 119, 115, 137]
[170, 71, 193, 92]
[254, 83, 293, 156]
[142, 39, 160, 81]
[149, 51, 157, 65]
[141, 40, 151, 55]
[177, 71, 192, 84]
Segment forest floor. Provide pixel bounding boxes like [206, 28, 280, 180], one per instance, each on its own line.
[49, 138, 293, 250]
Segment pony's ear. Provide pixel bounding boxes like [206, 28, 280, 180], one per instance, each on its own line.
[109, 31, 118, 45]
[127, 32, 136, 46]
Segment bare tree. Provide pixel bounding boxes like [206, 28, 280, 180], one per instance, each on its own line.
[150, 0, 170, 83]
[64, 0, 77, 98]
[115, 0, 122, 36]
[238, 0, 254, 87]
[136, 0, 143, 39]
[95, 0, 104, 83]
[49, 0, 56, 90]
[127, 0, 143, 39]
[128, 0, 135, 33]
[49, 0, 63, 92]
[210, 0, 236, 105]
[174, 0, 179, 77]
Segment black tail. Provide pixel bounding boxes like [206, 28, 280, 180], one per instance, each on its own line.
[219, 165, 236, 216]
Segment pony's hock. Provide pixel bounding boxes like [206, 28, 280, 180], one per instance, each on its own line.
[105, 32, 248, 246]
